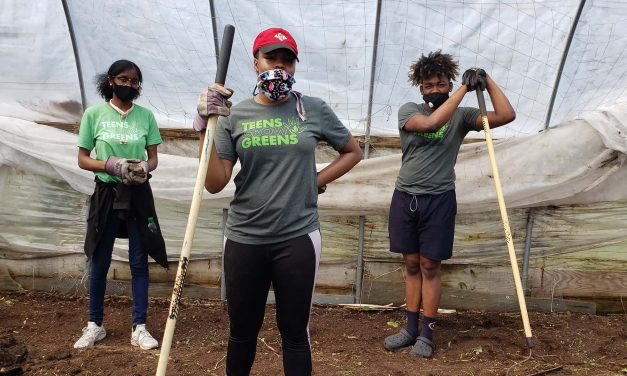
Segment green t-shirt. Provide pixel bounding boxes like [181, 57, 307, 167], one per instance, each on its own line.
[215, 95, 351, 244]
[396, 102, 480, 195]
[77, 103, 162, 183]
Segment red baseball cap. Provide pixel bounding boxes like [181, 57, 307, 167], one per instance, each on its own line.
[252, 27, 299, 61]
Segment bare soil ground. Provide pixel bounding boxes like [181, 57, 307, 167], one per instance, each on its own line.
[0, 291, 625, 376]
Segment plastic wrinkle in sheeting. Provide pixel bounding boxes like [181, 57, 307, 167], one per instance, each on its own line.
[1, 102, 626, 216]
[0, 116, 235, 205]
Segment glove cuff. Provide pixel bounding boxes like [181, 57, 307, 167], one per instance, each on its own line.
[140, 160, 149, 173]
[193, 113, 209, 132]
[105, 156, 121, 176]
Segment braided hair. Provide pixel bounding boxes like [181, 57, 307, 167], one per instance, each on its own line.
[408, 50, 458, 86]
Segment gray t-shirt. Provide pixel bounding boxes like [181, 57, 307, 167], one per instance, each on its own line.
[215, 94, 352, 244]
[396, 102, 480, 195]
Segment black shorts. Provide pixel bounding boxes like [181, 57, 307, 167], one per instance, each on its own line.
[388, 189, 457, 260]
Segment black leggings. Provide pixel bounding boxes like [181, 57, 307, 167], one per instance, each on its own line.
[224, 231, 321, 376]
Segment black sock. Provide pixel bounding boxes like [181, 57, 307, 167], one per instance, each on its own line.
[405, 310, 420, 338]
[421, 316, 436, 341]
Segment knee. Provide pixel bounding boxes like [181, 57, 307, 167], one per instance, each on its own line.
[420, 261, 441, 280]
[129, 250, 148, 274]
[277, 321, 309, 349]
[229, 334, 258, 344]
[89, 262, 108, 280]
[89, 270, 107, 281]
[129, 261, 148, 276]
[405, 260, 421, 276]
[281, 332, 310, 351]
[229, 318, 264, 339]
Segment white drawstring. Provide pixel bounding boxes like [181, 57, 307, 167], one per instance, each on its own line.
[409, 195, 418, 212]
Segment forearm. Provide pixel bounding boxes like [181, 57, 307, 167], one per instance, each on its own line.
[77, 149, 106, 172]
[78, 158, 106, 172]
[485, 76, 515, 128]
[199, 130, 231, 193]
[317, 138, 362, 187]
[429, 86, 469, 128]
[145, 158, 157, 172]
[145, 145, 158, 171]
[405, 86, 469, 132]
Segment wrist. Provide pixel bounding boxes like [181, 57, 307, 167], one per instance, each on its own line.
[105, 156, 121, 176]
[193, 113, 208, 132]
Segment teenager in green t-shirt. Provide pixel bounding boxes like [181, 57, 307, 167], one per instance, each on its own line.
[384, 51, 516, 358]
[193, 28, 362, 375]
[74, 60, 165, 351]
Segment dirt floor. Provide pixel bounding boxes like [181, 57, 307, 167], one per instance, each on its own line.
[0, 291, 625, 376]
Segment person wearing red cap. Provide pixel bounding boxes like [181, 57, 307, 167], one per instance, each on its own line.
[193, 27, 362, 375]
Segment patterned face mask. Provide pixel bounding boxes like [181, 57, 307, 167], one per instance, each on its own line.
[256, 69, 296, 101]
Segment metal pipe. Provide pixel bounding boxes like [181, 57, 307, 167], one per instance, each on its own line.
[544, 0, 586, 129]
[363, 0, 383, 158]
[61, 0, 86, 113]
[355, 0, 383, 304]
[208, 0, 221, 64]
[522, 208, 536, 296]
[355, 216, 366, 303]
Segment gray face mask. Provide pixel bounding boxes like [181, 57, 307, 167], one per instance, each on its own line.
[423, 92, 449, 109]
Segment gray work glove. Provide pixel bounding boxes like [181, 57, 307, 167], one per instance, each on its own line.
[193, 84, 234, 132]
[105, 157, 146, 185]
[124, 160, 149, 185]
[462, 68, 487, 91]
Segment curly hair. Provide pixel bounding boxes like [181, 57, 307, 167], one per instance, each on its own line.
[408, 50, 458, 86]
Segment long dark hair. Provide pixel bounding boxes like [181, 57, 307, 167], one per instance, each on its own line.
[95, 60, 143, 101]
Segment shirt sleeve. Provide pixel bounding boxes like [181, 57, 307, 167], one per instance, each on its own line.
[460, 107, 482, 132]
[320, 100, 351, 151]
[215, 115, 237, 162]
[146, 111, 163, 146]
[77, 108, 95, 150]
[398, 102, 419, 130]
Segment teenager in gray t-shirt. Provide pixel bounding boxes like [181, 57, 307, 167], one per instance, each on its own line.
[193, 28, 362, 375]
[214, 94, 353, 244]
[384, 51, 515, 358]
[396, 103, 479, 195]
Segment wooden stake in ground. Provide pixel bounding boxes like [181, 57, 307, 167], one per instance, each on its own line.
[475, 88, 534, 349]
[156, 24, 235, 376]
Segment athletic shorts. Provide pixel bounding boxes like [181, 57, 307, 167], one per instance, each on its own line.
[388, 188, 457, 260]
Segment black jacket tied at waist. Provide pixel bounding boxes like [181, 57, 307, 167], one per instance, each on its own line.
[84, 178, 168, 269]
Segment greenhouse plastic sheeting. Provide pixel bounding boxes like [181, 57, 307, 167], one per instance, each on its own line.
[1, 102, 625, 215]
[1, 1, 627, 138]
[0, 102, 626, 262]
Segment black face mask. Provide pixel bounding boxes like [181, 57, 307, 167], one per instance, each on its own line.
[422, 92, 449, 110]
[113, 84, 140, 102]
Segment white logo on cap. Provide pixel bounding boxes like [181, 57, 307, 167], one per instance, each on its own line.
[274, 33, 287, 41]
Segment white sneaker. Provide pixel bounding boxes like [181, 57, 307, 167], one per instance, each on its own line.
[73, 322, 106, 349]
[131, 324, 159, 350]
